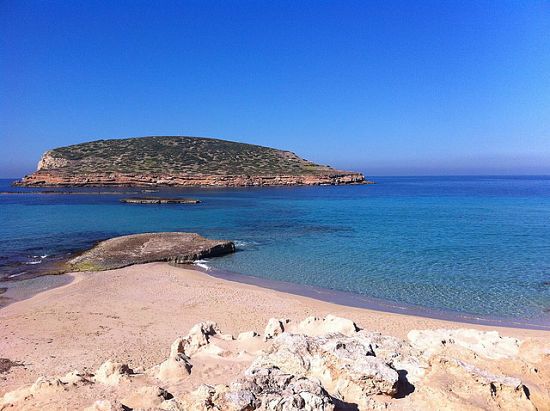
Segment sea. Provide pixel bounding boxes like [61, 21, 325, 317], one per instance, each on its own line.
[1, 176, 549, 328]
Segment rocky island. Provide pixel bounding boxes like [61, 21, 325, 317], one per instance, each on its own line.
[15, 136, 367, 187]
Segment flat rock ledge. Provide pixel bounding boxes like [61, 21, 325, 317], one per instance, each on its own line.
[121, 197, 201, 204]
[67, 232, 235, 272]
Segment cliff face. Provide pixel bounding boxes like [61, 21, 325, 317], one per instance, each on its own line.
[16, 136, 367, 187]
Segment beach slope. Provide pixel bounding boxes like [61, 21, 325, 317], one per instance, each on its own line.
[0, 263, 548, 410]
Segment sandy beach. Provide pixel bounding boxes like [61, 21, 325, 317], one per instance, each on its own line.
[1, 262, 549, 410]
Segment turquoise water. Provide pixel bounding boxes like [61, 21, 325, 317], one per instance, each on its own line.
[1, 176, 549, 324]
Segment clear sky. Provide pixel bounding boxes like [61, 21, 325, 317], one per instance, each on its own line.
[1, 0, 549, 177]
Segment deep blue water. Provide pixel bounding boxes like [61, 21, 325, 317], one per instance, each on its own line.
[1, 176, 549, 323]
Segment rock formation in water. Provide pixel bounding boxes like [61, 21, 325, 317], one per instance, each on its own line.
[2, 315, 547, 410]
[120, 197, 201, 204]
[15, 136, 368, 187]
[67, 232, 235, 272]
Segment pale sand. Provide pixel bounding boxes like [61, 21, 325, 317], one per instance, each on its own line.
[1, 262, 548, 399]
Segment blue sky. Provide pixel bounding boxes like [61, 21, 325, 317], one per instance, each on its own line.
[1, 0, 549, 177]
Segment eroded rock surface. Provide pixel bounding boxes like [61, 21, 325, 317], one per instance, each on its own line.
[408, 328, 521, 360]
[94, 360, 134, 385]
[409, 355, 537, 411]
[264, 318, 288, 340]
[1, 316, 546, 411]
[67, 232, 235, 271]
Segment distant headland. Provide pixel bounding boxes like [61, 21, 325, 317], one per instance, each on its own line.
[15, 136, 368, 187]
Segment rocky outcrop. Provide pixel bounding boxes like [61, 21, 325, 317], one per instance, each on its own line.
[250, 332, 400, 409]
[155, 321, 221, 383]
[1, 316, 546, 411]
[264, 318, 288, 340]
[15, 136, 369, 187]
[122, 386, 173, 409]
[408, 328, 521, 360]
[36, 150, 72, 170]
[121, 197, 201, 204]
[67, 232, 235, 272]
[409, 356, 536, 410]
[175, 368, 335, 410]
[93, 360, 134, 385]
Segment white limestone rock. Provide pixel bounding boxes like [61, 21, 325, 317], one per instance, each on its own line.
[122, 385, 173, 409]
[249, 332, 400, 402]
[157, 354, 192, 383]
[93, 360, 133, 385]
[296, 314, 358, 337]
[408, 328, 521, 360]
[264, 318, 288, 340]
[237, 331, 259, 341]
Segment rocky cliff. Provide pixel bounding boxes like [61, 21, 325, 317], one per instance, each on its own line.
[16, 136, 367, 187]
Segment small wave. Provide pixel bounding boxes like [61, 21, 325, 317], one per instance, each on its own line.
[193, 260, 210, 270]
[234, 240, 259, 249]
[24, 260, 42, 265]
[32, 254, 49, 259]
[8, 273, 23, 278]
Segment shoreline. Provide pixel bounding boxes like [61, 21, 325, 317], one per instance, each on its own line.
[1, 261, 549, 331]
[1, 262, 548, 403]
[2, 262, 548, 409]
[197, 264, 550, 331]
[0, 273, 74, 309]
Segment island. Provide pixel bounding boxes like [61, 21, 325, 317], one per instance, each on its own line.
[14, 136, 368, 187]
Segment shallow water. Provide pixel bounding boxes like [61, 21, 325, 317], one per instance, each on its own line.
[1, 176, 549, 324]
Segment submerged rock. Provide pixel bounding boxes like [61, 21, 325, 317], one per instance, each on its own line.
[121, 197, 201, 204]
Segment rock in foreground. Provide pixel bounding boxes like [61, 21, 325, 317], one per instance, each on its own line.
[2, 315, 547, 410]
[68, 232, 235, 272]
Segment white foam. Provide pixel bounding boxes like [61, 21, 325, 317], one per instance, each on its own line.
[234, 240, 259, 248]
[194, 260, 210, 270]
